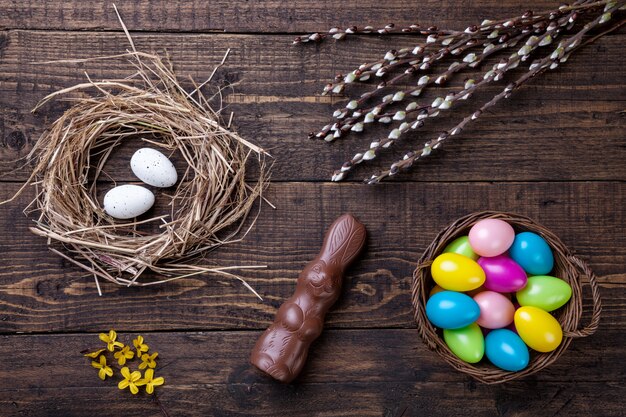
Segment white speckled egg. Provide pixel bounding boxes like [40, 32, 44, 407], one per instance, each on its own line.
[130, 147, 178, 188]
[103, 185, 155, 219]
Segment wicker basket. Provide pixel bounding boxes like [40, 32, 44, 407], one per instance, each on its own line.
[412, 211, 602, 384]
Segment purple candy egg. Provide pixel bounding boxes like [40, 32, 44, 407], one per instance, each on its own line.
[478, 255, 527, 292]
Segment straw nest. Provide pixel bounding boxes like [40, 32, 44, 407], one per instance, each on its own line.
[9, 25, 270, 296]
[412, 211, 602, 383]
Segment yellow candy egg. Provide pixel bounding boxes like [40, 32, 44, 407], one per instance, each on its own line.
[429, 285, 446, 297]
[514, 306, 563, 352]
[431, 253, 486, 292]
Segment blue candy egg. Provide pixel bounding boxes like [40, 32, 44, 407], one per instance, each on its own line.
[509, 232, 554, 275]
[426, 291, 480, 329]
[485, 329, 530, 371]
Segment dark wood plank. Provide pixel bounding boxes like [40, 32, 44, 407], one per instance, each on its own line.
[0, 30, 624, 182]
[0, 329, 623, 416]
[5, 383, 623, 417]
[0, 0, 594, 33]
[0, 181, 623, 333]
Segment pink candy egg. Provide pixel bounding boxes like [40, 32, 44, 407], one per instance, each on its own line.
[478, 255, 528, 292]
[474, 291, 516, 329]
[468, 219, 515, 257]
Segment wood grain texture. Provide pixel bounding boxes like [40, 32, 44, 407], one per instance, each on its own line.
[4, 383, 623, 417]
[0, 0, 601, 33]
[0, 329, 624, 416]
[0, 1, 624, 415]
[1, 181, 623, 333]
[0, 30, 624, 182]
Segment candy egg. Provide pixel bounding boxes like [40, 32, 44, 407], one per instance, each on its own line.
[509, 232, 554, 275]
[465, 285, 487, 297]
[516, 275, 572, 312]
[103, 184, 155, 219]
[468, 219, 515, 257]
[431, 253, 486, 292]
[473, 291, 515, 329]
[443, 236, 479, 260]
[478, 255, 527, 292]
[485, 329, 529, 371]
[130, 147, 178, 188]
[514, 306, 563, 352]
[467, 286, 511, 299]
[426, 291, 480, 329]
[443, 323, 484, 363]
[429, 285, 446, 297]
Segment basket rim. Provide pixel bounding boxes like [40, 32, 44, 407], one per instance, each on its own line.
[411, 210, 602, 384]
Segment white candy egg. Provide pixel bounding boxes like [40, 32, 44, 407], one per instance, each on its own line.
[103, 185, 155, 219]
[130, 147, 178, 188]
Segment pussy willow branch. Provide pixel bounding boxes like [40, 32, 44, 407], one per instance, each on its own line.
[296, 0, 624, 182]
[294, 1, 607, 44]
[319, 31, 529, 143]
[366, 1, 625, 183]
[310, 2, 593, 142]
[311, 28, 527, 141]
[308, 0, 592, 94]
[332, 11, 579, 180]
[318, 15, 547, 97]
[316, 17, 539, 103]
[294, 23, 451, 44]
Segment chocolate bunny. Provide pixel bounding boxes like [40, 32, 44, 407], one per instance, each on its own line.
[250, 214, 367, 383]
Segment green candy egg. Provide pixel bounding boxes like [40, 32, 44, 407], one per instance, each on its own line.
[516, 275, 572, 312]
[443, 236, 479, 260]
[443, 323, 485, 363]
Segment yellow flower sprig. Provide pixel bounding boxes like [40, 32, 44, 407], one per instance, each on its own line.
[91, 355, 114, 380]
[99, 330, 123, 352]
[118, 366, 145, 394]
[114, 345, 135, 366]
[84, 348, 106, 359]
[83, 330, 165, 395]
[139, 352, 158, 370]
[140, 369, 165, 394]
[133, 336, 149, 357]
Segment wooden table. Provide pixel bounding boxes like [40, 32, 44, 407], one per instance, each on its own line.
[0, 1, 624, 416]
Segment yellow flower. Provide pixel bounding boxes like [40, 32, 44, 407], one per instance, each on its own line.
[118, 366, 145, 395]
[140, 369, 165, 394]
[133, 335, 149, 357]
[91, 355, 114, 381]
[84, 348, 106, 359]
[99, 330, 123, 352]
[114, 345, 135, 366]
[139, 352, 158, 370]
